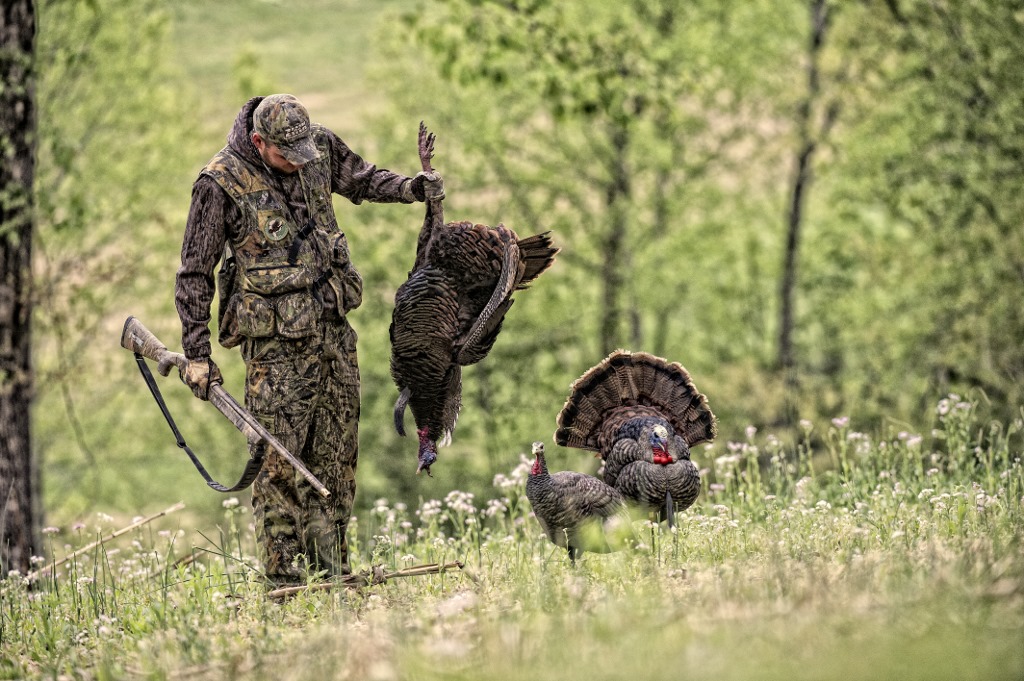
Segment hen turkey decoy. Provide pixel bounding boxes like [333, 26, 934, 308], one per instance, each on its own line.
[390, 124, 559, 475]
[525, 441, 631, 562]
[554, 350, 717, 526]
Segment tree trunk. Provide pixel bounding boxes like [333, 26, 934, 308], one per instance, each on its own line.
[599, 123, 630, 356]
[778, 0, 832, 377]
[0, 0, 38, 577]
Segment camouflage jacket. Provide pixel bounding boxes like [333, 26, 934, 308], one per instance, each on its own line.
[175, 96, 415, 360]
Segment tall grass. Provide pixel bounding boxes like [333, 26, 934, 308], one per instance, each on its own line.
[3, 394, 1022, 680]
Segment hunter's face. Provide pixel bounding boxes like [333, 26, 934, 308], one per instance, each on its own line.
[252, 133, 303, 174]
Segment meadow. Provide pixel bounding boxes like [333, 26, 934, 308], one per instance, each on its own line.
[10, 1, 1024, 678]
[4, 394, 1022, 679]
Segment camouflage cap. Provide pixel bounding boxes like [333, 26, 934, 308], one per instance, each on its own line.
[253, 94, 319, 165]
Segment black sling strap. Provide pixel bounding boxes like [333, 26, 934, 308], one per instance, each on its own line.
[133, 353, 264, 493]
[287, 217, 317, 266]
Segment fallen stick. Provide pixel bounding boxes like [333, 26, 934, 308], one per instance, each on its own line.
[28, 501, 187, 581]
[267, 560, 468, 600]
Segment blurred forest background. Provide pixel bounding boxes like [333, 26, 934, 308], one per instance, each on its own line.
[29, 0, 1024, 530]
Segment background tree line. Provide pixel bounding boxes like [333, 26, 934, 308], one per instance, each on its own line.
[3, 0, 1022, 572]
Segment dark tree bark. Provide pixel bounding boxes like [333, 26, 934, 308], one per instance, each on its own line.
[599, 123, 630, 356]
[778, 0, 839, 378]
[0, 0, 38, 577]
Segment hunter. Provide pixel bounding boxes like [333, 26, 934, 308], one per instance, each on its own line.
[174, 94, 443, 587]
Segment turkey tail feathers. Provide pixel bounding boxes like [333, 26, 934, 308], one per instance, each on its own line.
[555, 349, 717, 452]
[516, 231, 560, 289]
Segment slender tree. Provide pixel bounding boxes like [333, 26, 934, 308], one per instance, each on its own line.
[401, 0, 757, 357]
[0, 0, 38, 577]
[777, 0, 841, 417]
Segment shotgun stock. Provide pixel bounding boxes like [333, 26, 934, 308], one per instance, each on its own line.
[121, 316, 331, 498]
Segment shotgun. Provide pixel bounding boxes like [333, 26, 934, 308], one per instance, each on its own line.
[120, 316, 330, 498]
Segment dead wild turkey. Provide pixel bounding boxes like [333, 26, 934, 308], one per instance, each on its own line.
[390, 124, 559, 475]
[554, 350, 717, 526]
[525, 441, 631, 562]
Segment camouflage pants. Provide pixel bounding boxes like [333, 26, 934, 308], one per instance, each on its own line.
[242, 319, 359, 586]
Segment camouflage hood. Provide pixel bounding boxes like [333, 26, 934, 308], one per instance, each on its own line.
[225, 96, 265, 166]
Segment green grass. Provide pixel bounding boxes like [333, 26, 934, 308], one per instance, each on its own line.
[169, 0, 420, 136]
[4, 395, 1022, 679]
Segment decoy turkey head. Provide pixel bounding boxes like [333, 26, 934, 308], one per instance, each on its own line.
[416, 427, 438, 476]
[650, 425, 673, 465]
[529, 441, 547, 476]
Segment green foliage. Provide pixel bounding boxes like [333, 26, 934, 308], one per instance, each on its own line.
[231, 46, 277, 103]
[26, 0, 1024, 541]
[825, 0, 1024, 412]
[370, 0, 1024, 437]
[31, 0, 210, 520]
[4, 397, 1023, 679]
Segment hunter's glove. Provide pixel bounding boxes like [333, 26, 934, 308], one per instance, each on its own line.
[181, 357, 223, 401]
[406, 171, 445, 202]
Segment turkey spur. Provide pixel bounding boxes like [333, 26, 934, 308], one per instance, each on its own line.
[554, 350, 717, 525]
[390, 123, 559, 475]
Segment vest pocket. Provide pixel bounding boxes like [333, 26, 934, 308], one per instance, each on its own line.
[327, 232, 363, 314]
[237, 292, 276, 338]
[244, 264, 313, 295]
[236, 263, 320, 339]
[330, 232, 351, 269]
[275, 290, 320, 338]
[326, 267, 363, 315]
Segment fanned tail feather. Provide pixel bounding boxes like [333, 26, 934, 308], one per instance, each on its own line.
[555, 349, 717, 451]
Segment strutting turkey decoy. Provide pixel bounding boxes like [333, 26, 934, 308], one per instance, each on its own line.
[525, 441, 631, 562]
[390, 124, 560, 476]
[554, 350, 717, 526]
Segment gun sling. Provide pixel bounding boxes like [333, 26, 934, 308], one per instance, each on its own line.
[133, 352, 264, 493]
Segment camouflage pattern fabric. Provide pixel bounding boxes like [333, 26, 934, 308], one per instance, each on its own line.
[252, 94, 318, 164]
[244, 319, 360, 585]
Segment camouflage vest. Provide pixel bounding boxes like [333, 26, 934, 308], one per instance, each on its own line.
[202, 125, 362, 349]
